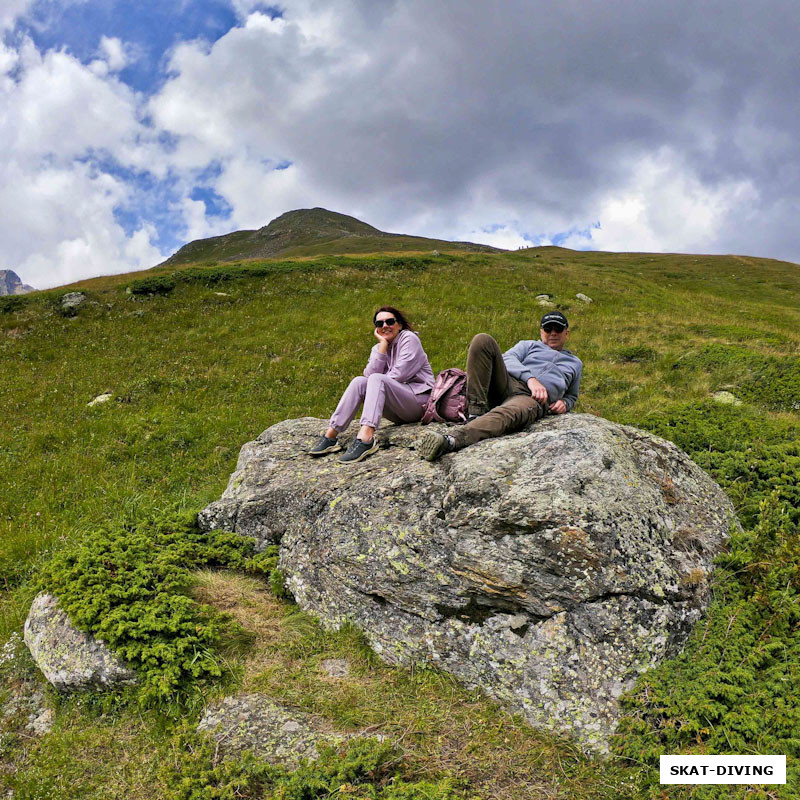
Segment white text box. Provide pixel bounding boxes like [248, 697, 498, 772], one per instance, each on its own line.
[660, 755, 786, 784]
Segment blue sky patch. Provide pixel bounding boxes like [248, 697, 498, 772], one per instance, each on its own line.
[550, 223, 599, 249]
[190, 186, 233, 220]
[14, 0, 252, 93]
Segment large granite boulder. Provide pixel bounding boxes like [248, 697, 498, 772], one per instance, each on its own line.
[23, 593, 138, 691]
[199, 415, 737, 751]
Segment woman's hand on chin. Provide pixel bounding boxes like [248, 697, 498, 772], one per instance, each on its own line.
[374, 328, 391, 353]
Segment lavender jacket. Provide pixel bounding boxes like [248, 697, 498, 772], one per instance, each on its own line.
[363, 329, 435, 396]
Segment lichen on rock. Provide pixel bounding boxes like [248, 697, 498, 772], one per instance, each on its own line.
[196, 694, 350, 765]
[199, 414, 738, 751]
[23, 593, 138, 692]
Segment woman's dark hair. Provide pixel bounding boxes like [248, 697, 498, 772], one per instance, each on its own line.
[373, 306, 414, 331]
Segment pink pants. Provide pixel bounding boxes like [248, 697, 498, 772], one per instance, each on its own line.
[329, 374, 429, 432]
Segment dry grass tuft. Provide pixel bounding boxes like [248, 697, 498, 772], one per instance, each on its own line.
[190, 570, 285, 674]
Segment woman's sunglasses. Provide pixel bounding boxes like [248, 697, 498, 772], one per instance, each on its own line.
[375, 318, 397, 328]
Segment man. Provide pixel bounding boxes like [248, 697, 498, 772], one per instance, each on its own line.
[416, 311, 582, 460]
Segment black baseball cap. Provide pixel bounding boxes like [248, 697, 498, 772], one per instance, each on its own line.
[540, 311, 568, 329]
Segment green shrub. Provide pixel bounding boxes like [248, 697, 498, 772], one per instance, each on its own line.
[674, 343, 800, 413]
[129, 275, 177, 295]
[38, 511, 283, 703]
[687, 323, 788, 346]
[632, 401, 800, 526]
[613, 496, 800, 793]
[674, 342, 763, 374]
[0, 295, 28, 313]
[123, 255, 434, 301]
[350, 256, 433, 272]
[609, 345, 658, 363]
[738, 358, 800, 412]
[163, 733, 464, 800]
[613, 400, 800, 794]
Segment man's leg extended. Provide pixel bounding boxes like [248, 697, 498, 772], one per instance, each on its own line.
[417, 333, 541, 461]
[417, 393, 544, 460]
[465, 333, 515, 416]
[453, 393, 544, 448]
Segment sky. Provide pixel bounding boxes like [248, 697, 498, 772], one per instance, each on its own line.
[1, 0, 799, 289]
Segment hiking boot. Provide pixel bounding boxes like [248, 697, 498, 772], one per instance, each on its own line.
[338, 437, 379, 464]
[416, 431, 455, 461]
[308, 435, 342, 456]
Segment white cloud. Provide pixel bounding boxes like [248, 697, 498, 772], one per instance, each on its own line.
[469, 227, 543, 251]
[560, 150, 758, 254]
[0, 41, 19, 75]
[0, 0, 33, 32]
[178, 195, 236, 243]
[0, 39, 164, 288]
[227, 0, 263, 21]
[149, 0, 797, 262]
[99, 36, 130, 71]
[4, 160, 162, 289]
[215, 160, 318, 230]
[2, 46, 141, 161]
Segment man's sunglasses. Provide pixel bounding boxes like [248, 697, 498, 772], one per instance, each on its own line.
[542, 324, 566, 333]
[375, 318, 397, 328]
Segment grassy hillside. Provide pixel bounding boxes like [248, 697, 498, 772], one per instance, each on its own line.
[1, 247, 799, 799]
[160, 207, 499, 266]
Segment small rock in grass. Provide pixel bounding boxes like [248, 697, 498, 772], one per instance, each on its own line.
[712, 391, 743, 406]
[0, 632, 22, 668]
[60, 292, 86, 312]
[319, 658, 350, 679]
[537, 299, 555, 308]
[576, 293, 593, 303]
[0, 676, 52, 738]
[87, 393, 113, 407]
[197, 694, 349, 765]
[535, 294, 552, 300]
[26, 708, 54, 736]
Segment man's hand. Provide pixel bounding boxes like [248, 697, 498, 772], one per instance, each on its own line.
[548, 399, 567, 415]
[526, 377, 548, 405]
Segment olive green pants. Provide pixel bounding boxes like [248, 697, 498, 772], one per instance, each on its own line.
[453, 333, 544, 448]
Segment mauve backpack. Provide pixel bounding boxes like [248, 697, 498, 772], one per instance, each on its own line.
[421, 368, 468, 424]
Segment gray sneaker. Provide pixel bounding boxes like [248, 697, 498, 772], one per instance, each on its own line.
[338, 437, 379, 464]
[416, 431, 455, 461]
[308, 435, 342, 456]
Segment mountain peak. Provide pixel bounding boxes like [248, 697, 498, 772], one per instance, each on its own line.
[258, 208, 383, 239]
[0, 270, 35, 295]
[160, 207, 498, 266]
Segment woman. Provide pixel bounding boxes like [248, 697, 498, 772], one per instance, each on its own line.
[309, 306, 434, 463]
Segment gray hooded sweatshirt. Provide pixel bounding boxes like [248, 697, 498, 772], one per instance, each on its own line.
[503, 340, 582, 411]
